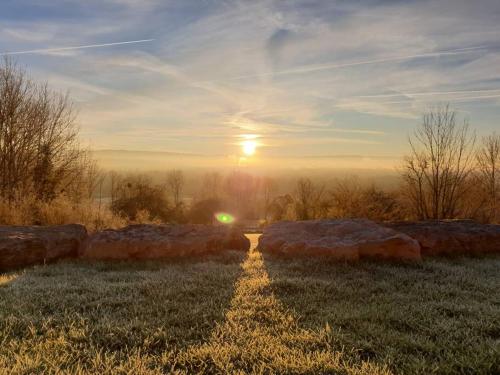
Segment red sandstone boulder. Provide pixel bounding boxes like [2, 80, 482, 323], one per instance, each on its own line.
[258, 219, 421, 261]
[385, 220, 500, 256]
[0, 224, 87, 271]
[81, 224, 250, 260]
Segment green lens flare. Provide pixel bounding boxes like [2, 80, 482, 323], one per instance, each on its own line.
[215, 212, 235, 224]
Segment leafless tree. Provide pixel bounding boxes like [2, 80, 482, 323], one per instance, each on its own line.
[0, 58, 87, 203]
[294, 178, 315, 220]
[329, 177, 402, 221]
[268, 194, 293, 222]
[401, 105, 476, 220]
[330, 176, 363, 218]
[199, 171, 221, 200]
[109, 171, 120, 205]
[166, 169, 184, 207]
[476, 132, 500, 222]
[65, 150, 102, 200]
[294, 178, 329, 220]
[260, 176, 276, 222]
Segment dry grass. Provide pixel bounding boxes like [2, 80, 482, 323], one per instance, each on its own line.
[0, 195, 125, 231]
[0, 247, 499, 374]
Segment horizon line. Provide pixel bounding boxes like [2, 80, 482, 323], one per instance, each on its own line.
[92, 149, 401, 160]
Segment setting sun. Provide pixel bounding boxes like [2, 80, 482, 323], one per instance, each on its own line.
[242, 140, 257, 156]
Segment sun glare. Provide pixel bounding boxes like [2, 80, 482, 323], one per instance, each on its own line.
[242, 140, 257, 156]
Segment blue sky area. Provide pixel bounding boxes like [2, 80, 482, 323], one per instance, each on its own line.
[1, 0, 499, 167]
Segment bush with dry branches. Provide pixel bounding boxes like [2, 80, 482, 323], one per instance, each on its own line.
[401, 105, 476, 220]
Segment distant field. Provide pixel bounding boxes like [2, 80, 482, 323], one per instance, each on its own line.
[0, 248, 499, 374]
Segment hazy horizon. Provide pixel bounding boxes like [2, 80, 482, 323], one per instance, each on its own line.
[92, 148, 402, 172]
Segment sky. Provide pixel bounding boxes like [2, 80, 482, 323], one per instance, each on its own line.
[1, 0, 500, 170]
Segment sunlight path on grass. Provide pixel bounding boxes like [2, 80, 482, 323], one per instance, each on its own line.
[0, 273, 18, 286]
[174, 249, 392, 374]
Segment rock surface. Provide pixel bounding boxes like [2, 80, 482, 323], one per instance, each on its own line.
[0, 224, 87, 271]
[81, 224, 250, 260]
[258, 219, 421, 261]
[385, 220, 500, 256]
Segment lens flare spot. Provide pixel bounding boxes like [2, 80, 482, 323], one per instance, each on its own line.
[215, 212, 235, 224]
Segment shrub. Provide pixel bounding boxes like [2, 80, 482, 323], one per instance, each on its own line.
[188, 198, 223, 224]
[110, 174, 172, 222]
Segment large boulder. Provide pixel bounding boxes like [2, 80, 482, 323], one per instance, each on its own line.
[258, 219, 421, 261]
[0, 224, 88, 271]
[81, 224, 250, 260]
[385, 220, 500, 256]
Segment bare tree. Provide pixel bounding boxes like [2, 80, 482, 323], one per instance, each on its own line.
[199, 171, 221, 200]
[294, 178, 329, 220]
[330, 176, 363, 218]
[260, 176, 276, 222]
[401, 105, 476, 220]
[109, 171, 120, 205]
[476, 132, 500, 222]
[0, 58, 85, 203]
[166, 169, 184, 207]
[64, 150, 102, 201]
[268, 194, 293, 222]
[295, 178, 314, 220]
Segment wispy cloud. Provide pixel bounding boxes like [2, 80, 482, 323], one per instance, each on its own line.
[375, 94, 500, 105]
[2, 0, 500, 162]
[357, 88, 500, 98]
[225, 46, 489, 81]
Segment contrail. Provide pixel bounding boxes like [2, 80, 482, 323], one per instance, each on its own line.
[0, 39, 155, 56]
[228, 45, 487, 81]
[365, 94, 500, 105]
[358, 88, 500, 98]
